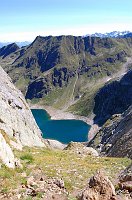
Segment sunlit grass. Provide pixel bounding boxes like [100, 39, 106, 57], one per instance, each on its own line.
[0, 147, 131, 195]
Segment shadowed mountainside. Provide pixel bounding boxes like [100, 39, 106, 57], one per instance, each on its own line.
[88, 105, 132, 159]
[0, 43, 19, 58]
[93, 69, 132, 125]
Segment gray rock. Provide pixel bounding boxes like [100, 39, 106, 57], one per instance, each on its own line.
[0, 66, 45, 147]
[65, 142, 99, 157]
[45, 139, 66, 150]
[77, 170, 116, 200]
[0, 129, 15, 168]
[0, 66, 46, 167]
[88, 105, 132, 158]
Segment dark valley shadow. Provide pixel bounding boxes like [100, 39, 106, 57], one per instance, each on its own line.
[93, 70, 132, 126]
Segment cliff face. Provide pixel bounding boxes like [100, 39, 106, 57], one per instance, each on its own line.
[88, 105, 132, 159]
[88, 69, 132, 158]
[0, 66, 44, 147]
[93, 70, 132, 125]
[0, 66, 45, 167]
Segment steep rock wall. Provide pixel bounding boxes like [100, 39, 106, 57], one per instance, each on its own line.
[0, 66, 46, 167]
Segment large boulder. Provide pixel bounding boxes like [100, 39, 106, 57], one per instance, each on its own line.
[118, 164, 132, 193]
[78, 170, 116, 200]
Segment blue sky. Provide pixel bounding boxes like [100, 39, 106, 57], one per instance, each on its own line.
[0, 0, 132, 41]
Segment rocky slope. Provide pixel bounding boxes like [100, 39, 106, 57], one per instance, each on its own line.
[88, 105, 132, 159]
[87, 70, 132, 158]
[0, 66, 45, 167]
[0, 144, 131, 199]
[93, 69, 132, 125]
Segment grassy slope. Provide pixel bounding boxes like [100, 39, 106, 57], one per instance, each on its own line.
[68, 81, 105, 117]
[0, 147, 131, 198]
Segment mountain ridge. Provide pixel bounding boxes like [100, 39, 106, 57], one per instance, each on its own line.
[0, 41, 31, 48]
[0, 35, 132, 124]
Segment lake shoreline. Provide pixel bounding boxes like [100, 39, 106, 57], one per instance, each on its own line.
[31, 107, 91, 143]
[30, 104, 93, 126]
[30, 104, 99, 141]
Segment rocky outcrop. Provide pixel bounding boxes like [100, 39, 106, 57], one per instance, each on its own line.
[0, 66, 46, 167]
[21, 172, 67, 200]
[88, 105, 132, 159]
[115, 164, 132, 199]
[118, 164, 132, 193]
[45, 139, 66, 150]
[0, 66, 45, 147]
[25, 77, 52, 99]
[77, 170, 116, 200]
[65, 142, 99, 157]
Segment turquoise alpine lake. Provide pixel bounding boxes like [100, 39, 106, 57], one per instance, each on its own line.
[31, 109, 91, 144]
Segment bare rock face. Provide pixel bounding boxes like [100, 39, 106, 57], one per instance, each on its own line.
[88, 105, 132, 159]
[0, 66, 46, 167]
[78, 170, 116, 200]
[0, 129, 15, 168]
[0, 66, 44, 147]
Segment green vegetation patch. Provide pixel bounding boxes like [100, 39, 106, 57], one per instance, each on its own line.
[0, 147, 130, 197]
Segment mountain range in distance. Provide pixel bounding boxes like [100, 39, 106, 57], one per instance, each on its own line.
[0, 41, 31, 48]
[0, 31, 132, 48]
[85, 30, 132, 38]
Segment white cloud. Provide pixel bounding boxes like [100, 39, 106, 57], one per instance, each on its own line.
[0, 22, 132, 42]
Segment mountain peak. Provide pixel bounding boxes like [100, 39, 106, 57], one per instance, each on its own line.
[85, 31, 132, 38]
[0, 42, 19, 58]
